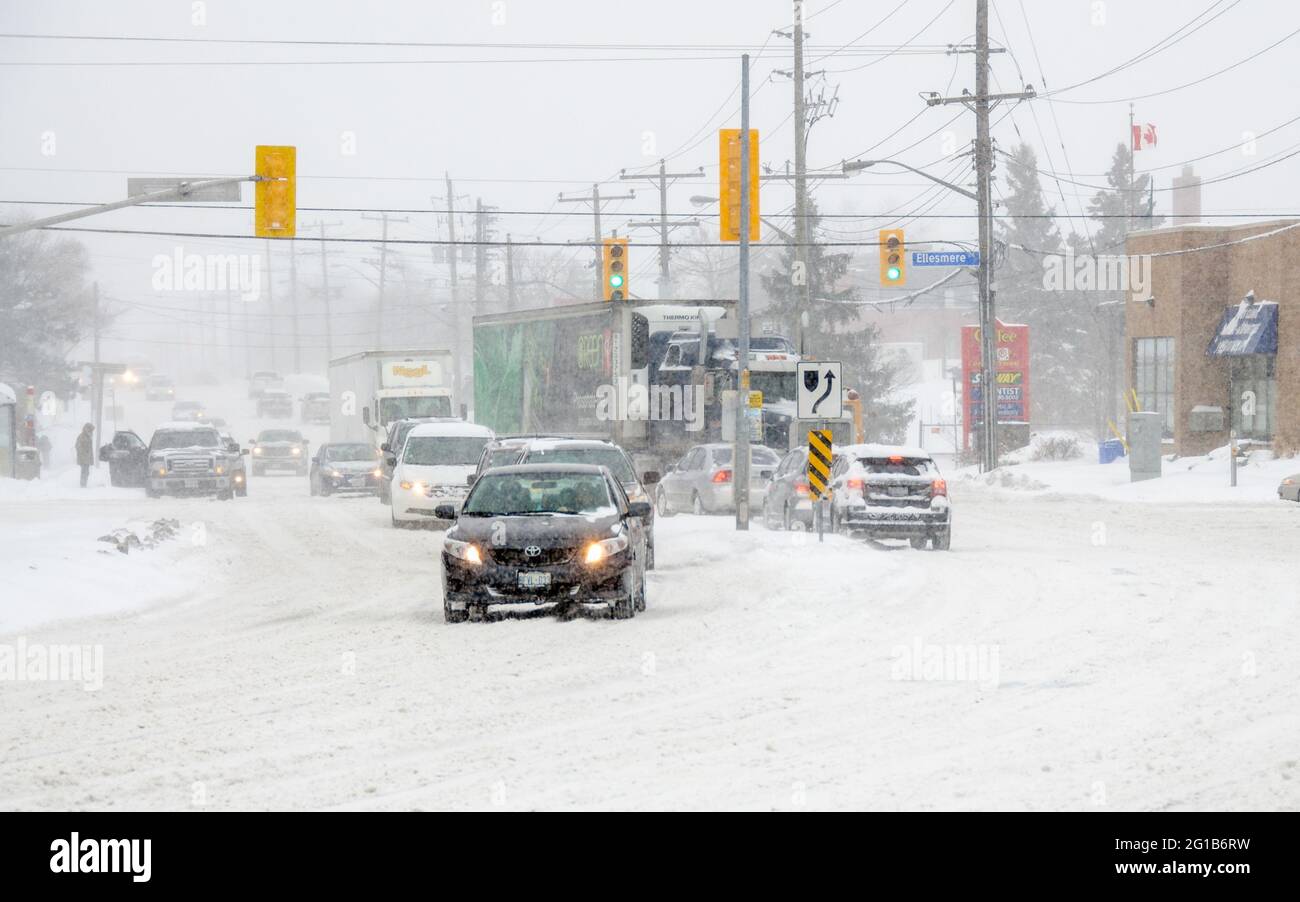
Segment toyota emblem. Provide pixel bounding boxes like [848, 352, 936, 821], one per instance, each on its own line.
[524, 545, 542, 557]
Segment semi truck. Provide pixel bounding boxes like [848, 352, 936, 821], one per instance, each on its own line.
[328, 350, 456, 445]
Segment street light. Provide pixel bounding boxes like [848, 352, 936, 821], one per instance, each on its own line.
[841, 159, 978, 202]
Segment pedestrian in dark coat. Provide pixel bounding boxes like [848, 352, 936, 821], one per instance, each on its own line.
[75, 423, 94, 487]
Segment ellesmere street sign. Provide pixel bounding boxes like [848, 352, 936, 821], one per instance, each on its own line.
[912, 250, 979, 267]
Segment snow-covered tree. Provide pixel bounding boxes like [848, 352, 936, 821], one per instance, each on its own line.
[0, 228, 92, 390]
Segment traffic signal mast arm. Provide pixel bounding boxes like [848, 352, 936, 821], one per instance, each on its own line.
[0, 175, 258, 238]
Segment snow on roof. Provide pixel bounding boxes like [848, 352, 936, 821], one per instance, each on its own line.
[838, 442, 933, 460]
[0, 383, 15, 405]
[519, 437, 616, 451]
[153, 421, 220, 432]
[407, 421, 494, 438]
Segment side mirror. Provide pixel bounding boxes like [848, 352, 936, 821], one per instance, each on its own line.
[230, 444, 242, 454]
[98, 444, 112, 462]
[240, 449, 250, 456]
[627, 501, 652, 520]
[248, 439, 256, 446]
[385, 455, 397, 468]
[641, 470, 660, 486]
[433, 503, 457, 520]
[380, 443, 391, 453]
[466, 474, 477, 487]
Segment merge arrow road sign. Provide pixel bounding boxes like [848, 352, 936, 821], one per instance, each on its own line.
[807, 429, 833, 500]
[796, 360, 843, 420]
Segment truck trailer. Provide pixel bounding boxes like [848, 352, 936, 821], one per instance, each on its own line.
[328, 350, 456, 445]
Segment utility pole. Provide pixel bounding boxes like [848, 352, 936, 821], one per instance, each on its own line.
[264, 240, 277, 373]
[436, 175, 472, 414]
[91, 282, 101, 467]
[473, 198, 500, 315]
[362, 212, 411, 349]
[926, 0, 1034, 472]
[300, 220, 344, 365]
[224, 283, 234, 374]
[505, 233, 518, 311]
[620, 159, 704, 299]
[559, 183, 636, 300]
[791, 1, 810, 356]
[288, 238, 301, 373]
[735, 54, 753, 531]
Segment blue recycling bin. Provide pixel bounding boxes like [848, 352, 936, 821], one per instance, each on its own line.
[1099, 439, 1126, 464]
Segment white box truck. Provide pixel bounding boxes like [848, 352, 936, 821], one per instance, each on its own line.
[328, 350, 456, 445]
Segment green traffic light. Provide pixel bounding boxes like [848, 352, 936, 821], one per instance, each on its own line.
[609, 273, 625, 288]
[887, 266, 902, 281]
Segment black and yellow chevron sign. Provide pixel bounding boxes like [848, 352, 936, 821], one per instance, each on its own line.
[807, 429, 833, 500]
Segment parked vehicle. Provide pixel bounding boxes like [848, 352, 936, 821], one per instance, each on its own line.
[301, 391, 331, 424]
[388, 421, 494, 527]
[256, 389, 294, 419]
[439, 463, 650, 623]
[826, 444, 951, 549]
[218, 432, 248, 497]
[249, 428, 309, 476]
[511, 437, 658, 570]
[761, 446, 814, 531]
[377, 416, 463, 504]
[143, 422, 243, 499]
[311, 442, 383, 496]
[248, 370, 284, 400]
[97, 429, 150, 487]
[654, 442, 781, 515]
[145, 374, 175, 401]
[171, 400, 206, 422]
[328, 350, 456, 445]
[1279, 473, 1300, 502]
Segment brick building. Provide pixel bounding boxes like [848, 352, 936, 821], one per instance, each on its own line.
[1125, 219, 1299, 455]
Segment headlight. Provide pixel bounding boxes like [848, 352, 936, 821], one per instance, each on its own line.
[444, 538, 482, 565]
[584, 533, 629, 566]
[215, 465, 224, 475]
[400, 480, 425, 493]
[253, 447, 263, 455]
[153, 466, 167, 477]
[291, 447, 301, 456]
[329, 469, 342, 478]
[372, 468, 382, 477]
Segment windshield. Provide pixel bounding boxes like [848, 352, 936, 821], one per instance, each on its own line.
[750, 337, 794, 353]
[403, 435, 489, 466]
[148, 376, 172, 386]
[152, 429, 221, 450]
[522, 447, 636, 483]
[379, 396, 452, 425]
[463, 472, 614, 516]
[748, 372, 798, 403]
[861, 457, 937, 477]
[324, 444, 376, 462]
[485, 447, 523, 469]
[259, 430, 303, 443]
[711, 446, 780, 466]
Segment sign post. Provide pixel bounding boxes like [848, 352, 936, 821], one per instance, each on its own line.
[807, 428, 833, 543]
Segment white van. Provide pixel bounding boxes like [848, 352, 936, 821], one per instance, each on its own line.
[389, 421, 494, 527]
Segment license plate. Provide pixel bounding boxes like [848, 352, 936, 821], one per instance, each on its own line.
[184, 479, 200, 488]
[518, 571, 551, 589]
[348, 476, 365, 486]
[888, 485, 907, 497]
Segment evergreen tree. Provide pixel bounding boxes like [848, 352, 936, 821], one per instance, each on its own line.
[759, 200, 913, 442]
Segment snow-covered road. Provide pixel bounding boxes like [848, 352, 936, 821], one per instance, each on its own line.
[2, 476, 1297, 810]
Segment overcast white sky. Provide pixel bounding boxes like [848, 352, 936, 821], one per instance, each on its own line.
[2, 0, 1296, 362]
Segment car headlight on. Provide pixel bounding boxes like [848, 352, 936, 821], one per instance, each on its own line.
[584, 533, 629, 565]
[291, 447, 301, 456]
[372, 468, 382, 478]
[400, 480, 425, 493]
[329, 469, 342, 478]
[253, 447, 263, 455]
[153, 465, 167, 477]
[444, 538, 482, 565]
[215, 465, 224, 475]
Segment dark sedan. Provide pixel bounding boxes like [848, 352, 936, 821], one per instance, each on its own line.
[439, 464, 650, 623]
[310, 442, 383, 496]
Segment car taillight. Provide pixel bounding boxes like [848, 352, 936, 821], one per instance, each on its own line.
[932, 478, 947, 497]
[795, 482, 809, 496]
[845, 478, 865, 490]
[712, 469, 732, 484]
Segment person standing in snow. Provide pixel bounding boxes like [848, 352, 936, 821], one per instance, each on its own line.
[37, 433, 52, 468]
[75, 423, 94, 488]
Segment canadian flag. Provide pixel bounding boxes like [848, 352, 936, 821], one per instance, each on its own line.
[1132, 123, 1158, 151]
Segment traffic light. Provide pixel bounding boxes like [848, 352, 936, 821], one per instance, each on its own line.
[719, 128, 760, 242]
[602, 237, 629, 301]
[255, 145, 296, 238]
[879, 228, 905, 287]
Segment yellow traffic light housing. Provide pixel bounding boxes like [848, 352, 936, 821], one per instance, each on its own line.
[602, 237, 629, 301]
[255, 145, 296, 238]
[879, 228, 905, 287]
[719, 128, 759, 242]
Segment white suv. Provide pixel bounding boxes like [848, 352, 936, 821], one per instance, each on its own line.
[389, 422, 494, 527]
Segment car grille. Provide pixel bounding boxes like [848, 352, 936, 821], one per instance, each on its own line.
[168, 456, 213, 474]
[261, 447, 294, 458]
[489, 547, 574, 566]
[420, 484, 465, 499]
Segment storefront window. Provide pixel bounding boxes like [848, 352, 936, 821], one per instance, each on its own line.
[1134, 337, 1175, 437]
[1230, 355, 1276, 441]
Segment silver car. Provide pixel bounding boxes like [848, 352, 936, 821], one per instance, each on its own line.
[1279, 474, 1300, 502]
[655, 443, 781, 516]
